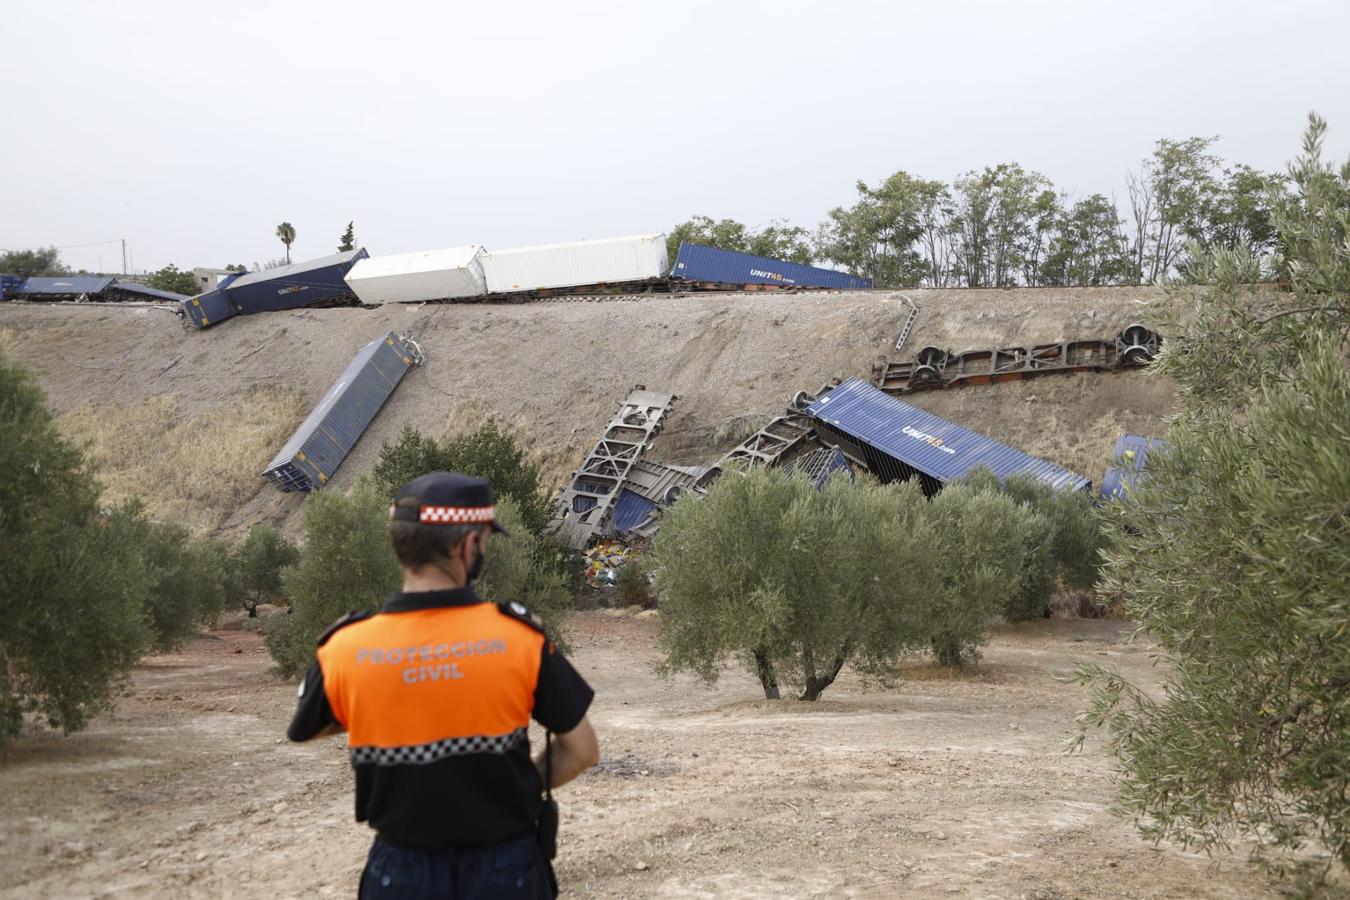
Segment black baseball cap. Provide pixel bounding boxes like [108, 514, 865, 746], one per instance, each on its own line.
[391, 472, 509, 535]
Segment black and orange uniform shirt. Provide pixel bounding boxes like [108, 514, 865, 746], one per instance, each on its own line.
[287, 587, 593, 849]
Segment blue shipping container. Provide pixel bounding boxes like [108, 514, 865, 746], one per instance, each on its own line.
[805, 378, 1090, 495]
[17, 275, 116, 297]
[226, 248, 369, 315]
[263, 332, 418, 492]
[183, 289, 237, 329]
[1099, 434, 1165, 501]
[0, 274, 23, 301]
[670, 243, 872, 290]
[611, 489, 659, 534]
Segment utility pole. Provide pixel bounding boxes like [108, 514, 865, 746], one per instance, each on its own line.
[121, 239, 127, 275]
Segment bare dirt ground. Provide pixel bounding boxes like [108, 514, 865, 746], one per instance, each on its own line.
[0, 612, 1281, 899]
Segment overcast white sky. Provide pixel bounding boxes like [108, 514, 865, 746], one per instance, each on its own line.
[2, 0, 1347, 274]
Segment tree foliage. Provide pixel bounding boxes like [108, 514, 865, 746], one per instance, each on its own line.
[963, 469, 1106, 602]
[144, 264, 199, 296]
[275, 222, 296, 264]
[236, 525, 299, 617]
[924, 484, 1033, 663]
[373, 422, 553, 535]
[266, 481, 401, 678]
[652, 469, 939, 700]
[670, 132, 1292, 288]
[0, 353, 144, 743]
[0, 247, 68, 278]
[817, 172, 939, 287]
[475, 496, 572, 648]
[665, 215, 813, 267]
[111, 507, 233, 651]
[1074, 114, 1350, 878]
[338, 221, 356, 252]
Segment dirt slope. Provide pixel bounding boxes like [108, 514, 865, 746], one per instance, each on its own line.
[0, 287, 1174, 538]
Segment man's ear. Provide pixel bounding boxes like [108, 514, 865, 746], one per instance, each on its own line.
[461, 530, 480, 565]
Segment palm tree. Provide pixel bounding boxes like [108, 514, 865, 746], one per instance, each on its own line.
[276, 222, 296, 264]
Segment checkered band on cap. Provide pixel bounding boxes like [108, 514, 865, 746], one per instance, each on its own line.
[419, 505, 496, 525]
[350, 727, 527, 767]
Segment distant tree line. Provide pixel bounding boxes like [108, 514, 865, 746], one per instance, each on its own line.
[670, 135, 1289, 287]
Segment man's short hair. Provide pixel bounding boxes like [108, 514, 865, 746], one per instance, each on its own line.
[389, 496, 485, 569]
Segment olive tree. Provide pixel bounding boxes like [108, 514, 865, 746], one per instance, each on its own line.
[1074, 114, 1350, 879]
[926, 484, 1043, 663]
[0, 352, 148, 744]
[651, 468, 940, 701]
[963, 469, 1106, 617]
[235, 524, 300, 617]
[374, 422, 553, 535]
[266, 481, 400, 677]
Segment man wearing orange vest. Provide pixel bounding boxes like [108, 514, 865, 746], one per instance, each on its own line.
[288, 472, 599, 898]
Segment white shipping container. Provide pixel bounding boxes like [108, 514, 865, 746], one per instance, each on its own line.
[344, 246, 486, 305]
[481, 234, 668, 294]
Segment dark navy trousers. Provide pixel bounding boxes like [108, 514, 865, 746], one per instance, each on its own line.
[358, 834, 555, 899]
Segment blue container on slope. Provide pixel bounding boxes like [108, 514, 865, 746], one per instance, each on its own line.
[805, 378, 1090, 496]
[183, 289, 237, 329]
[0, 274, 23, 301]
[226, 249, 368, 314]
[17, 275, 116, 298]
[263, 332, 418, 492]
[670, 243, 872, 290]
[1099, 434, 1165, 501]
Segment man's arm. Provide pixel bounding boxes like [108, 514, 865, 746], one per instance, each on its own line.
[534, 715, 600, 789]
[287, 661, 345, 742]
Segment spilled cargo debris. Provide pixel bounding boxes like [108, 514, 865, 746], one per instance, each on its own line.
[263, 332, 424, 492]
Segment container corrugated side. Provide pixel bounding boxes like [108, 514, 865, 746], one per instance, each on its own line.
[263, 332, 416, 492]
[481, 234, 667, 294]
[0, 274, 23, 301]
[671, 243, 872, 290]
[226, 248, 369, 314]
[183, 289, 237, 329]
[1100, 434, 1163, 500]
[806, 378, 1090, 495]
[611, 489, 660, 534]
[18, 276, 116, 297]
[345, 246, 486, 304]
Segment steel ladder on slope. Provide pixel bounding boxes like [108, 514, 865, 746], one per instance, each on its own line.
[893, 293, 920, 353]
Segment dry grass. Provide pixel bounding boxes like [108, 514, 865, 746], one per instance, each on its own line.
[59, 385, 306, 533]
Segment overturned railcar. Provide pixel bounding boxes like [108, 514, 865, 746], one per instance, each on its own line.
[803, 378, 1090, 496]
[262, 332, 422, 492]
[225, 249, 368, 314]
